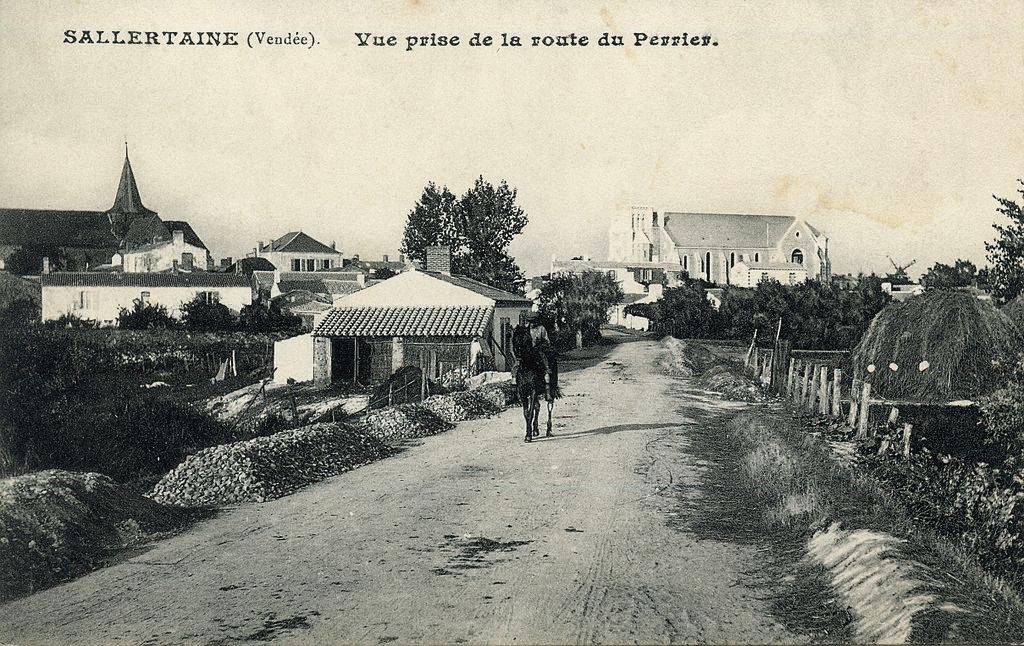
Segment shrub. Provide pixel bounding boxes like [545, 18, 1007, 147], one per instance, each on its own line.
[43, 312, 98, 329]
[239, 300, 302, 332]
[118, 298, 177, 330]
[181, 294, 237, 331]
[0, 297, 39, 327]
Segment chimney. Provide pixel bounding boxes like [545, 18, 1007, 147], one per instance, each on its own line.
[220, 257, 232, 270]
[382, 254, 389, 263]
[42, 256, 50, 274]
[172, 259, 179, 274]
[331, 240, 336, 250]
[425, 246, 451, 275]
[353, 254, 360, 262]
[172, 229, 184, 246]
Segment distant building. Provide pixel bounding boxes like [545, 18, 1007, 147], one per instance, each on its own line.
[731, 261, 809, 288]
[882, 281, 925, 302]
[342, 254, 409, 279]
[120, 216, 211, 272]
[253, 232, 344, 272]
[550, 257, 688, 295]
[607, 205, 830, 286]
[0, 147, 155, 271]
[40, 271, 251, 326]
[1, 147, 215, 277]
[311, 246, 531, 386]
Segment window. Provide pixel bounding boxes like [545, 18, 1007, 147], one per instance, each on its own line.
[791, 249, 804, 265]
[795, 231, 801, 238]
[682, 256, 688, 271]
[754, 252, 760, 262]
[607, 270, 616, 279]
[140, 291, 150, 305]
[199, 291, 221, 305]
[76, 290, 94, 309]
[730, 252, 736, 268]
[291, 259, 301, 271]
[788, 273, 796, 285]
[761, 272, 769, 282]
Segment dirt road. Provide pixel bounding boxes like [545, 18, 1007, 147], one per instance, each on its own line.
[1, 336, 805, 644]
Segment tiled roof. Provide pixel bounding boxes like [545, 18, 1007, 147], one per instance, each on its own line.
[621, 293, 647, 305]
[662, 212, 796, 249]
[423, 272, 531, 304]
[123, 216, 206, 251]
[266, 231, 339, 254]
[279, 270, 362, 282]
[223, 257, 276, 274]
[41, 272, 250, 288]
[277, 277, 363, 295]
[314, 306, 492, 338]
[0, 209, 119, 248]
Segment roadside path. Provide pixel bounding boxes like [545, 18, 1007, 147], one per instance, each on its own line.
[0, 337, 804, 644]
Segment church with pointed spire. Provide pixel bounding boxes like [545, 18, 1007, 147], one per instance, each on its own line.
[0, 146, 210, 272]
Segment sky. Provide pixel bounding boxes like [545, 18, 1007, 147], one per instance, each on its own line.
[1, 1, 1021, 279]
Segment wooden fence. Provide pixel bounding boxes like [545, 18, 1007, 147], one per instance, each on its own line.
[744, 347, 975, 459]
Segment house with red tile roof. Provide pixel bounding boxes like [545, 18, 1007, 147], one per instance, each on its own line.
[308, 246, 530, 387]
[40, 271, 251, 326]
[252, 231, 344, 272]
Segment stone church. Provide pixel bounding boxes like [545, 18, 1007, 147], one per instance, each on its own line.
[607, 205, 831, 286]
[0, 146, 209, 272]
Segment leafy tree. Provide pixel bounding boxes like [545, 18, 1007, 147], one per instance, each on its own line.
[627, 279, 716, 338]
[181, 294, 236, 331]
[921, 259, 978, 290]
[117, 298, 177, 330]
[985, 179, 1024, 303]
[5, 244, 69, 275]
[374, 266, 398, 280]
[537, 271, 623, 345]
[400, 176, 529, 292]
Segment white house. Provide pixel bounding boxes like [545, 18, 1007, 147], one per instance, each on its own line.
[311, 246, 532, 387]
[121, 217, 212, 272]
[41, 272, 252, 326]
[730, 261, 809, 288]
[253, 231, 344, 272]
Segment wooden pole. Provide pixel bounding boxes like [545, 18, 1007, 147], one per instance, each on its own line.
[800, 362, 810, 404]
[806, 365, 818, 412]
[831, 368, 842, 418]
[352, 338, 359, 386]
[847, 379, 859, 428]
[857, 382, 872, 437]
[818, 365, 829, 415]
[902, 423, 913, 458]
[887, 407, 900, 426]
[786, 359, 795, 397]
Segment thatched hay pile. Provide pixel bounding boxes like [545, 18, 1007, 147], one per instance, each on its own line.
[852, 290, 1023, 401]
[1000, 294, 1024, 333]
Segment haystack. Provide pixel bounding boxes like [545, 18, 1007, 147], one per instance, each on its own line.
[851, 290, 1022, 401]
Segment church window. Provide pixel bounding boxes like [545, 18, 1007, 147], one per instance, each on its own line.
[730, 252, 736, 268]
[754, 253, 760, 262]
[140, 291, 150, 305]
[795, 231, 801, 238]
[791, 249, 804, 265]
[683, 256, 688, 271]
[761, 272, 769, 282]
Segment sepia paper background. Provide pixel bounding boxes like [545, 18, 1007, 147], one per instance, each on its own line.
[1, 0, 1022, 277]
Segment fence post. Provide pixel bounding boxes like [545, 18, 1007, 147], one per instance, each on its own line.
[902, 423, 913, 458]
[857, 382, 872, 437]
[818, 366, 829, 415]
[831, 368, 842, 418]
[887, 407, 900, 426]
[847, 379, 859, 428]
[800, 362, 810, 404]
[786, 358, 795, 397]
[806, 365, 818, 412]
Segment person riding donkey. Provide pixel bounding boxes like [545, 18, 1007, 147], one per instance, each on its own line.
[512, 309, 556, 400]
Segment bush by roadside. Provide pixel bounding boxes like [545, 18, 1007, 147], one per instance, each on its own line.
[0, 470, 197, 602]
